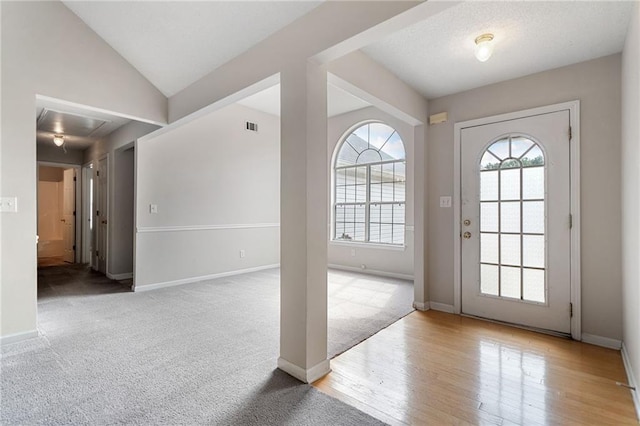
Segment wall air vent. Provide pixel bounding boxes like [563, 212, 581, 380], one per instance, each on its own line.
[246, 122, 258, 132]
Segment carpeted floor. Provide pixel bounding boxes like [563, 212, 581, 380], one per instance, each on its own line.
[1, 265, 412, 425]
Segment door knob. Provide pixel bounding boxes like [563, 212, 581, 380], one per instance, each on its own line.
[463, 231, 472, 239]
[463, 219, 471, 226]
[102, 220, 107, 224]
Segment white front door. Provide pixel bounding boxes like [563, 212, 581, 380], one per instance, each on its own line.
[460, 110, 571, 334]
[62, 168, 76, 263]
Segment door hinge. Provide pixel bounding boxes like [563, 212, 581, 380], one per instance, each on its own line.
[73, 176, 77, 182]
[73, 211, 76, 216]
[569, 126, 572, 141]
[97, 171, 100, 177]
[73, 245, 76, 251]
[569, 214, 573, 229]
[570, 302, 573, 317]
[97, 210, 100, 217]
[96, 250, 99, 257]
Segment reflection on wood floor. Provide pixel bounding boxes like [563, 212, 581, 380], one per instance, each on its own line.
[314, 310, 638, 425]
[37, 256, 66, 267]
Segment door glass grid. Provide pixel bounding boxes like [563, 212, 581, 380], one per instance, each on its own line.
[479, 136, 546, 303]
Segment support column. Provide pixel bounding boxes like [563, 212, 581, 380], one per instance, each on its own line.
[278, 61, 330, 383]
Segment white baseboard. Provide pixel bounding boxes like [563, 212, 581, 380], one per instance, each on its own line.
[413, 301, 429, 311]
[622, 342, 640, 421]
[134, 264, 280, 292]
[581, 333, 622, 350]
[430, 302, 455, 313]
[107, 272, 133, 280]
[1, 329, 39, 346]
[277, 357, 331, 384]
[328, 264, 413, 281]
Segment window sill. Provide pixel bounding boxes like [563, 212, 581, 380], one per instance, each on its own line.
[329, 240, 407, 251]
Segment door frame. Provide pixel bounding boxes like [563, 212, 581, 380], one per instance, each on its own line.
[96, 153, 109, 274]
[37, 161, 82, 264]
[81, 161, 94, 266]
[452, 101, 581, 340]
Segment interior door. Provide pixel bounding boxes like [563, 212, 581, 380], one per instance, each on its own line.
[96, 157, 108, 273]
[460, 110, 571, 334]
[62, 168, 76, 263]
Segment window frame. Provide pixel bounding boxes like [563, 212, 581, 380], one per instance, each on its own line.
[331, 121, 406, 248]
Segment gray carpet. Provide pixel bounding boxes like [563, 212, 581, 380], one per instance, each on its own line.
[1, 265, 403, 425]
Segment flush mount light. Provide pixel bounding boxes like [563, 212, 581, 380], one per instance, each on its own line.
[474, 33, 495, 62]
[53, 134, 64, 147]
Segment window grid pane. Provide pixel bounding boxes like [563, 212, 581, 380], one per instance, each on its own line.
[333, 122, 406, 247]
[479, 136, 546, 303]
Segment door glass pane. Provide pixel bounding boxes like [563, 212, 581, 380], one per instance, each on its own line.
[523, 268, 545, 303]
[481, 233, 498, 264]
[500, 168, 520, 200]
[480, 171, 498, 201]
[478, 136, 546, 303]
[500, 266, 521, 299]
[481, 264, 499, 296]
[481, 203, 498, 232]
[500, 202, 520, 233]
[500, 234, 521, 266]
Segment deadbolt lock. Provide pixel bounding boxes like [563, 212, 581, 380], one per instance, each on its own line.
[463, 232, 471, 239]
[463, 219, 471, 226]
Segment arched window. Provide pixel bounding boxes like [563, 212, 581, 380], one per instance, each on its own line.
[479, 135, 546, 302]
[333, 122, 406, 245]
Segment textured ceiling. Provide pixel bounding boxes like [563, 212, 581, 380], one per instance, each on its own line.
[63, 1, 322, 97]
[362, 1, 634, 99]
[237, 84, 371, 117]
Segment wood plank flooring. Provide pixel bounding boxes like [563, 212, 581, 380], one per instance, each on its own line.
[314, 310, 638, 425]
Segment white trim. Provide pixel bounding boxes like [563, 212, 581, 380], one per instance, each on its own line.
[413, 301, 429, 311]
[136, 223, 280, 233]
[107, 272, 133, 281]
[133, 264, 280, 292]
[581, 333, 622, 350]
[329, 240, 406, 251]
[453, 101, 581, 339]
[430, 302, 455, 314]
[277, 357, 331, 384]
[622, 342, 640, 421]
[1, 330, 39, 346]
[328, 264, 413, 281]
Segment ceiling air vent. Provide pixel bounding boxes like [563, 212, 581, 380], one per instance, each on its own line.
[246, 122, 258, 132]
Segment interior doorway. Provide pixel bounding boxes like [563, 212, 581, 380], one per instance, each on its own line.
[37, 164, 79, 267]
[82, 163, 94, 266]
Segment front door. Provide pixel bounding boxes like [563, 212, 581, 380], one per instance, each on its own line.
[460, 110, 571, 334]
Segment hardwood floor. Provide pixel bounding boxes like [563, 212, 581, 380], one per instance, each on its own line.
[314, 310, 638, 425]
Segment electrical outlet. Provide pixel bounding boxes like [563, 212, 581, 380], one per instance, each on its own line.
[0, 197, 18, 213]
[439, 196, 452, 208]
[240, 249, 245, 258]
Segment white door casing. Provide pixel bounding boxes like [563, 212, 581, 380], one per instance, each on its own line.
[453, 101, 581, 338]
[62, 168, 76, 263]
[96, 156, 108, 274]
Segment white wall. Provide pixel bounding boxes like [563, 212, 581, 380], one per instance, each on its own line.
[328, 106, 414, 278]
[428, 54, 623, 340]
[0, 1, 166, 339]
[621, 1, 640, 410]
[135, 103, 280, 288]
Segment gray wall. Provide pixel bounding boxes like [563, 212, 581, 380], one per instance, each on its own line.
[0, 1, 166, 338]
[621, 2, 640, 402]
[135, 103, 280, 288]
[427, 54, 623, 340]
[328, 106, 414, 278]
[112, 148, 135, 275]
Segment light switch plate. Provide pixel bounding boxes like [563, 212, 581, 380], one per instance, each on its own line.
[439, 196, 452, 208]
[149, 204, 158, 214]
[0, 197, 18, 212]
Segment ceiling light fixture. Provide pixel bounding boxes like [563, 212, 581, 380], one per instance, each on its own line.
[53, 134, 64, 147]
[474, 33, 495, 62]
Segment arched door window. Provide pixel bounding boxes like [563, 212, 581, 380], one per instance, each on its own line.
[479, 136, 546, 302]
[333, 122, 406, 245]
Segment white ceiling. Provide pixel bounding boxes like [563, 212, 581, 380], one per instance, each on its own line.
[36, 98, 131, 150]
[362, 1, 634, 99]
[237, 84, 371, 117]
[63, 1, 322, 97]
